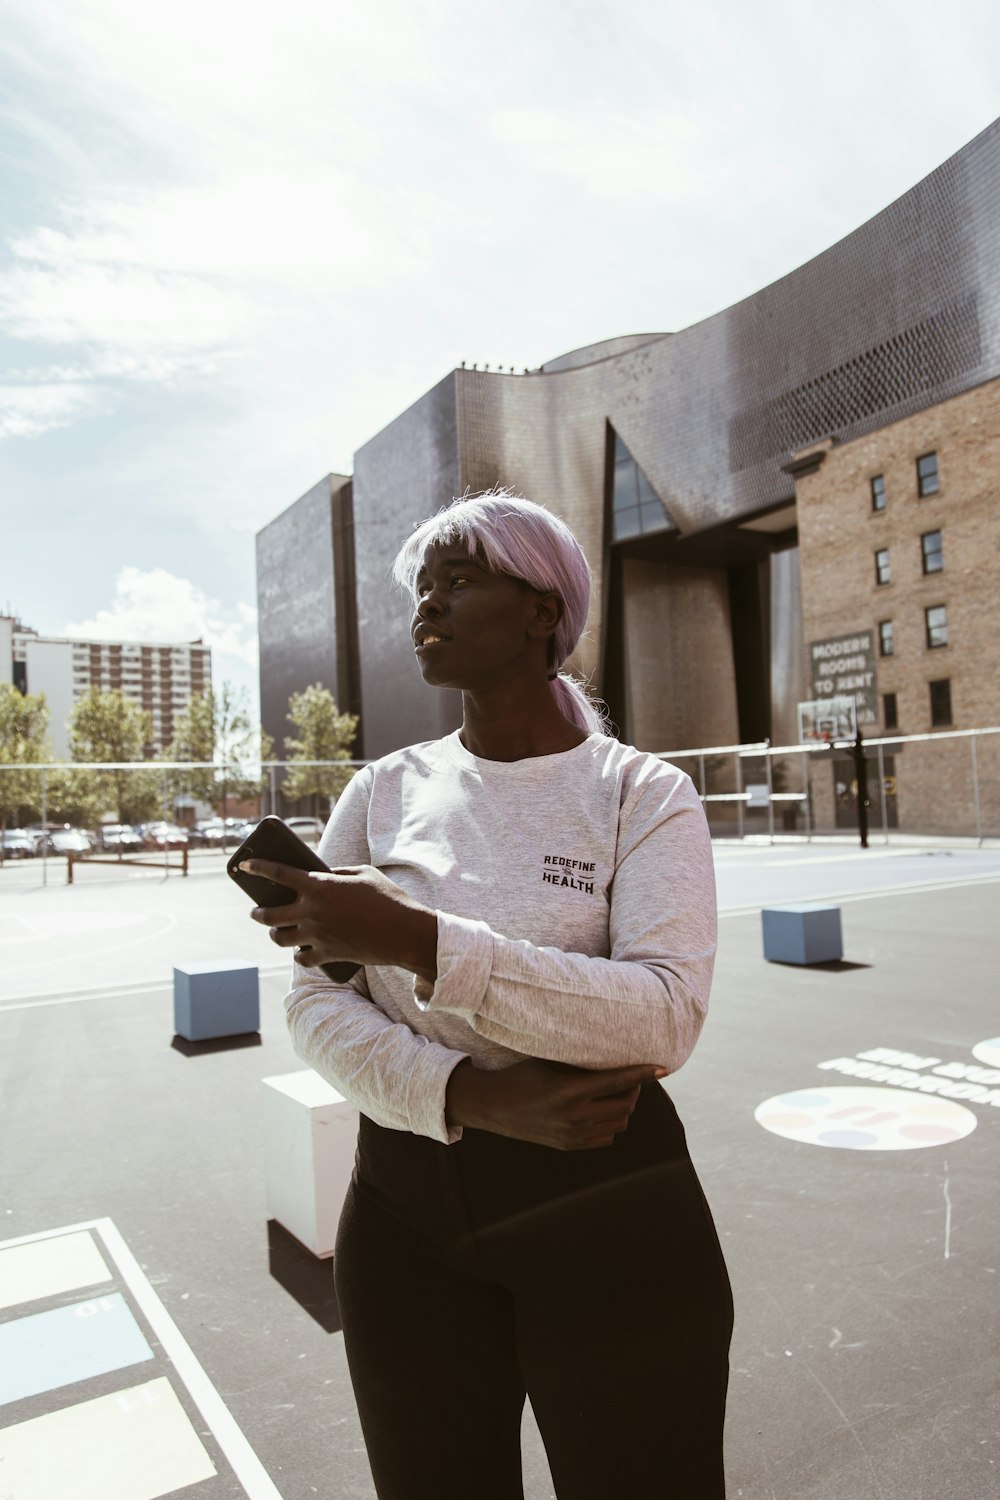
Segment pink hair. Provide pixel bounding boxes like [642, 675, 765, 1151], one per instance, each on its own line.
[392, 488, 610, 735]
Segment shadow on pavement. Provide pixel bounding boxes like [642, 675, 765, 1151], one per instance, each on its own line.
[765, 958, 873, 972]
[170, 1032, 264, 1057]
[267, 1219, 342, 1333]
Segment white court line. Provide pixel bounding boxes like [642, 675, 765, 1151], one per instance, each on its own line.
[719, 871, 1000, 918]
[0, 1218, 284, 1500]
[731, 849, 935, 869]
[0, 964, 292, 1012]
[0, 912, 179, 977]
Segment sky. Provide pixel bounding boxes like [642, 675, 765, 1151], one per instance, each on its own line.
[1, 0, 998, 727]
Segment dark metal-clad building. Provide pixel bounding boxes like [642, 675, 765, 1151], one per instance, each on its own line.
[258, 119, 1000, 761]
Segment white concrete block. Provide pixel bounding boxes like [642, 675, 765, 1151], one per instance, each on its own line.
[261, 1070, 359, 1258]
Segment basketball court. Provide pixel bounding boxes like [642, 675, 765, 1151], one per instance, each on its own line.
[1, 843, 998, 1498]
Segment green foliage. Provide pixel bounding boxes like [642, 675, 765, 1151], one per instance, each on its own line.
[0, 685, 50, 833]
[281, 684, 358, 814]
[68, 688, 161, 824]
[166, 683, 273, 819]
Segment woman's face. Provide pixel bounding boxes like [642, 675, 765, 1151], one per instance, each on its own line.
[410, 541, 547, 692]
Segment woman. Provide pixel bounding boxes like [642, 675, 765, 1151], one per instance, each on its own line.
[241, 490, 732, 1499]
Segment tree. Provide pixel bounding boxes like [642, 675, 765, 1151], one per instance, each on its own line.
[281, 684, 358, 815]
[0, 686, 50, 855]
[167, 683, 272, 823]
[68, 689, 161, 825]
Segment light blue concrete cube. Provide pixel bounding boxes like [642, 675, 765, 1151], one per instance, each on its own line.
[173, 960, 260, 1040]
[761, 904, 843, 965]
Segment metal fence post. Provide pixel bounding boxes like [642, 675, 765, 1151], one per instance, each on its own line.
[764, 744, 775, 844]
[41, 766, 48, 889]
[971, 733, 983, 846]
[877, 742, 889, 845]
[735, 752, 745, 841]
[802, 749, 812, 841]
[162, 767, 170, 879]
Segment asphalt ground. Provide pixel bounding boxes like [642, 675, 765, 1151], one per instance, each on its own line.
[1, 842, 998, 1499]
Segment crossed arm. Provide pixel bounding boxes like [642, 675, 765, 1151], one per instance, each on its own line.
[240, 856, 670, 1149]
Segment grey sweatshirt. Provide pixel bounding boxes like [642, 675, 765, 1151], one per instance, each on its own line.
[284, 730, 717, 1144]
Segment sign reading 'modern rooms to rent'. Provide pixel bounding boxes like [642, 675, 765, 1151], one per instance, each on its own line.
[809, 631, 878, 727]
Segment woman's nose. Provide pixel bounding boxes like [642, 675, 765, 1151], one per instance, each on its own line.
[416, 589, 444, 618]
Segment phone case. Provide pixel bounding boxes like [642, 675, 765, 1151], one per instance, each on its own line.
[227, 816, 360, 984]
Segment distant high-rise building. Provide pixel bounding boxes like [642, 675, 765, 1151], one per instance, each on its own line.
[0, 617, 212, 758]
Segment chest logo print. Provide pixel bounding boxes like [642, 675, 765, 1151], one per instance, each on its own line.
[542, 853, 596, 896]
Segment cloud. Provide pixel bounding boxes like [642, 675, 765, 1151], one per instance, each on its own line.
[62, 567, 259, 668]
[0, 379, 109, 440]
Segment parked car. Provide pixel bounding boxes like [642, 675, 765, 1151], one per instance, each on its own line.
[141, 822, 189, 850]
[47, 828, 93, 856]
[97, 824, 144, 852]
[23, 822, 63, 853]
[0, 830, 35, 860]
[187, 819, 226, 847]
[284, 816, 325, 844]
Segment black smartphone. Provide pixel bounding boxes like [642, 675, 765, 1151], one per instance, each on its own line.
[226, 815, 360, 984]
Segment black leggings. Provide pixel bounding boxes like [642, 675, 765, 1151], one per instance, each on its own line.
[334, 1082, 733, 1500]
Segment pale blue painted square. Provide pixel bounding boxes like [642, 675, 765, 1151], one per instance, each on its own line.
[762, 904, 843, 965]
[0, 1292, 153, 1406]
[173, 960, 260, 1040]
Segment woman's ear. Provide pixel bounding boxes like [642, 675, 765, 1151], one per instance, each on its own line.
[528, 589, 564, 642]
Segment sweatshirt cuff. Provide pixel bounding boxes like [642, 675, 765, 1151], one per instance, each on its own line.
[412, 911, 494, 1023]
[403, 1042, 471, 1144]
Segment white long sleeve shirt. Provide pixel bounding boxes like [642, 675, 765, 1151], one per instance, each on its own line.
[284, 730, 717, 1143]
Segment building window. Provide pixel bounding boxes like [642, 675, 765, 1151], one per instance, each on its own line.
[929, 678, 952, 726]
[917, 451, 939, 496]
[611, 432, 676, 542]
[870, 474, 886, 512]
[875, 548, 891, 585]
[925, 605, 948, 649]
[921, 530, 944, 574]
[878, 620, 894, 656]
[883, 692, 899, 730]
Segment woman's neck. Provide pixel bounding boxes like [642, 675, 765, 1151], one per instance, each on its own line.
[459, 684, 587, 762]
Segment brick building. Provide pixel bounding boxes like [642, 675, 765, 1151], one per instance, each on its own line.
[791, 379, 1000, 834]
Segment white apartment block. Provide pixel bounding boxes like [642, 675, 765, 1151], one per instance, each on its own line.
[0, 616, 212, 759]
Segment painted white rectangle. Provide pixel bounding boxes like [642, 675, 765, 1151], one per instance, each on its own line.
[0, 1219, 284, 1500]
[0, 1230, 111, 1311]
[0, 1375, 216, 1500]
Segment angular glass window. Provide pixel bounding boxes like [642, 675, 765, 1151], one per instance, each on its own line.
[921, 530, 943, 574]
[883, 692, 899, 731]
[917, 452, 939, 496]
[610, 432, 677, 543]
[929, 678, 952, 726]
[878, 620, 894, 656]
[870, 474, 886, 512]
[875, 547, 891, 585]
[925, 605, 948, 649]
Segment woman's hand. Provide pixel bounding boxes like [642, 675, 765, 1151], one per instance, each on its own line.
[240, 860, 438, 981]
[445, 1057, 668, 1150]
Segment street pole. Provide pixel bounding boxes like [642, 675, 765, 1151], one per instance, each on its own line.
[852, 729, 869, 850]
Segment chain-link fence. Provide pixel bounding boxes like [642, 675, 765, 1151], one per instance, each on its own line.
[1, 732, 997, 884]
[658, 727, 1000, 844]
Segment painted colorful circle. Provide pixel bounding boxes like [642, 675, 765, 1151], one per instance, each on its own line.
[971, 1037, 1000, 1068]
[754, 1086, 977, 1150]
